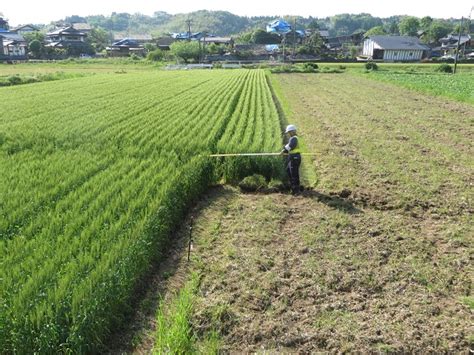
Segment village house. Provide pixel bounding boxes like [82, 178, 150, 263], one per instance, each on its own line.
[363, 35, 430, 61]
[438, 34, 472, 57]
[0, 18, 27, 61]
[114, 34, 153, 45]
[156, 37, 175, 50]
[200, 36, 234, 47]
[326, 32, 364, 53]
[11, 24, 40, 35]
[45, 25, 90, 55]
[106, 38, 146, 57]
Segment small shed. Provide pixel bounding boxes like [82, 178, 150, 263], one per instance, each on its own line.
[363, 36, 430, 61]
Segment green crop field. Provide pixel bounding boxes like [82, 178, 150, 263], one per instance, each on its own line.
[363, 71, 474, 104]
[0, 69, 282, 353]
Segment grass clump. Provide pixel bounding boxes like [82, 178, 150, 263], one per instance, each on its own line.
[365, 62, 378, 71]
[238, 174, 268, 192]
[435, 63, 453, 73]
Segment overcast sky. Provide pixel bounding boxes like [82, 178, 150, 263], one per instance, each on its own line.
[2, 0, 473, 25]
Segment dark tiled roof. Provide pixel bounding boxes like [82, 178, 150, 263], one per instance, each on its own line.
[45, 40, 89, 48]
[369, 36, 430, 50]
[111, 38, 142, 47]
[0, 32, 26, 42]
[48, 26, 86, 36]
[12, 24, 39, 32]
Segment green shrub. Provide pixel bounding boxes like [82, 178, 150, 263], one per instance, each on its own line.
[238, 174, 268, 192]
[304, 62, 319, 70]
[7, 75, 23, 85]
[435, 63, 453, 73]
[365, 62, 378, 71]
[147, 48, 164, 62]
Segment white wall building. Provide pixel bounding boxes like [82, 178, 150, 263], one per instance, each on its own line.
[363, 36, 430, 62]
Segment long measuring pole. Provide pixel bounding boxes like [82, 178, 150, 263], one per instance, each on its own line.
[209, 153, 318, 157]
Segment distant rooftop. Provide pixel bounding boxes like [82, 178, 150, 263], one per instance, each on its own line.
[47, 26, 86, 36]
[368, 36, 430, 51]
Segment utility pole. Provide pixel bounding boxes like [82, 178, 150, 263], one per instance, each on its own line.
[200, 31, 207, 63]
[465, 7, 474, 57]
[282, 34, 286, 62]
[293, 17, 297, 58]
[453, 17, 464, 74]
[185, 19, 192, 41]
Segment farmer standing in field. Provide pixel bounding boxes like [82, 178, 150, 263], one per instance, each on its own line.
[281, 124, 302, 195]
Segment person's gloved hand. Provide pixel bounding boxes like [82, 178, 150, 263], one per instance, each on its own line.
[280, 149, 288, 155]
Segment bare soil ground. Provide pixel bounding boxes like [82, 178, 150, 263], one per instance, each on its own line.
[189, 186, 472, 353]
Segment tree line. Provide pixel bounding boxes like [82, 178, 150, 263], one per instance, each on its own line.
[59, 10, 468, 40]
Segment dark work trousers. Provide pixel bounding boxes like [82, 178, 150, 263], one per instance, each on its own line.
[286, 153, 301, 192]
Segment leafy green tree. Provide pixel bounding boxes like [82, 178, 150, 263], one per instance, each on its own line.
[144, 43, 157, 52]
[87, 28, 111, 52]
[300, 31, 323, 55]
[365, 26, 386, 36]
[64, 15, 87, 24]
[235, 31, 253, 44]
[170, 41, 201, 63]
[23, 32, 45, 44]
[331, 13, 382, 36]
[28, 40, 43, 58]
[252, 29, 281, 44]
[385, 21, 400, 35]
[206, 43, 227, 55]
[420, 16, 433, 30]
[399, 17, 420, 36]
[349, 45, 360, 58]
[24, 33, 46, 59]
[427, 21, 452, 42]
[454, 21, 470, 34]
[307, 20, 320, 31]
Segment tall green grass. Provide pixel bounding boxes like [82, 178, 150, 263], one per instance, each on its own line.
[154, 274, 199, 354]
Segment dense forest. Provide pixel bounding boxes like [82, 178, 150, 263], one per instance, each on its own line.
[59, 10, 467, 40]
